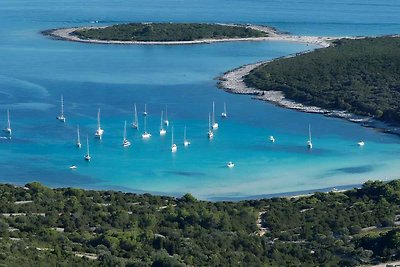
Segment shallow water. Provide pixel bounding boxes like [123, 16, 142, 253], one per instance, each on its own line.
[0, 0, 399, 199]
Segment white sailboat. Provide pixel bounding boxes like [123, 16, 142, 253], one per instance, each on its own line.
[171, 126, 177, 153]
[84, 135, 91, 161]
[221, 102, 227, 118]
[56, 95, 66, 122]
[164, 105, 169, 126]
[207, 113, 214, 139]
[76, 125, 82, 148]
[143, 104, 148, 116]
[212, 101, 218, 129]
[227, 161, 235, 168]
[142, 115, 151, 139]
[132, 103, 139, 130]
[357, 140, 365, 146]
[122, 120, 131, 147]
[4, 109, 11, 135]
[160, 111, 166, 136]
[183, 126, 191, 146]
[95, 108, 104, 139]
[307, 124, 313, 149]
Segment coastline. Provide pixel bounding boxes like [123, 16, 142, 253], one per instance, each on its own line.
[43, 23, 400, 135]
[42, 24, 336, 47]
[7, 180, 360, 202]
[217, 50, 400, 137]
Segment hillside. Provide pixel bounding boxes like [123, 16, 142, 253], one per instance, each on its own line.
[1, 181, 400, 266]
[244, 37, 400, 123]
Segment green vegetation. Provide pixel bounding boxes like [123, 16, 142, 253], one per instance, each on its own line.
[72, 23, 267, 42]
[1, 180, 400, 266]
[244, 37, 400, 123]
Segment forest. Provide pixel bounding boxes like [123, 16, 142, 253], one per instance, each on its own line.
[72, 23, 267, 42]
[244, 37, 400, 123]
[1, 180, 400, 266]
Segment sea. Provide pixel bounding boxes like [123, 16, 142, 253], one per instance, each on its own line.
[0, 0, 399, 200]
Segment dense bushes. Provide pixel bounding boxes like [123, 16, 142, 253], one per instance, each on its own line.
[0, 180, 400, 266]
[72, 23, 267, 42]
[244, 37, 400, 123]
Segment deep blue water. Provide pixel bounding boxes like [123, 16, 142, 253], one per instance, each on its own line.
[0, 0, 399, 199]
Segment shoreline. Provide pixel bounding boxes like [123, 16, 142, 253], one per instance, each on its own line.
[42, 24, 336, 47]
[217, 49, 400, 137]
[6, 179, 366, 202]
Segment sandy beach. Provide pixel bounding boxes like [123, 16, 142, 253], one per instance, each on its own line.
[43, 24, 336, 47]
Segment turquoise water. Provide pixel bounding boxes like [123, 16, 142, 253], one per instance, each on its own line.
[0, 0, 400, 199]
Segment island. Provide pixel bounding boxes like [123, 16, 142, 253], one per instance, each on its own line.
[72, 23, 268, 41]
[43, 23, 336, 46]
[1, 181, 400, 266]
[219, 36, 400, 132]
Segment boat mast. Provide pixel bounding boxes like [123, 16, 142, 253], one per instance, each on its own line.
[224, 102, 227, 114]
[134, 104, 138, 127]
[165, 105, 168, 121]
[171, 126, 174, 146]
[208, 113, 211, 131]
[309, 124, 312, 142]
[144, 115, 147, 132]
[86, 135, 90, 156]
[97, 108, 101, 130]
[7, 109, 10, 130]
[77, 125, 80, 143]
[61, 95, 64, 118]
[212, 101, 215, 125]
[160, 111, 163, 130]
[184, 126, 186, 142]
[124, 120, 127, 141]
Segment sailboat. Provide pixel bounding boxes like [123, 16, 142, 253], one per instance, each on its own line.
[95, 108, 104, 139]
[84, 135, 91, 161]
[212, 101, 218, 129]
[307, 124, 313, 149]
[164, 105, 169, 126]
[56, 95, 66, 122]
[4, 109, 11, 135]
[183, 126, 191, 146]
[159, 111, 166, 135]
[143, 104, 148, 116]
[207, 113, 214, 139]
[132, 103, 139, 130]
[357, 140, 365, 146]
[142, 115, 151, 139]
[122, 120, 131, 147]
[76, 125, 82, 148]
[221, 102, 227, 118]
[171, 126, 177, 152]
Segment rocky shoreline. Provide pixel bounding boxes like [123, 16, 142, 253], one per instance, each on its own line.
[217, 55, 400, 136]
